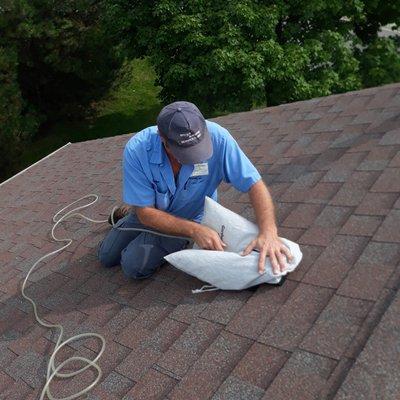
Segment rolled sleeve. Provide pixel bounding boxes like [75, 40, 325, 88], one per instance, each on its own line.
[222, 133, 261, 192]
[123, 145, 155, 207]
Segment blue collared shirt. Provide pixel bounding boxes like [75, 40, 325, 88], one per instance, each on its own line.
[123, 120, 261, 222]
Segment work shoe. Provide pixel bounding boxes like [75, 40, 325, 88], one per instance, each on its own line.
[108, 205, 130, 225]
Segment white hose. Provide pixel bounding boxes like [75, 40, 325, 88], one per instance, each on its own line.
[21, 194, 190, 399]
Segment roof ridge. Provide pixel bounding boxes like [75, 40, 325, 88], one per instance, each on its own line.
[0, 142, 71, 190]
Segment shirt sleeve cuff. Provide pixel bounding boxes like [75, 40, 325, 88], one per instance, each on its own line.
[123, 195, 154, 208]
[241, 174, 262, 193]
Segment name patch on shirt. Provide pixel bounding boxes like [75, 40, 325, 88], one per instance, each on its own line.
[191, 162, 209, 177]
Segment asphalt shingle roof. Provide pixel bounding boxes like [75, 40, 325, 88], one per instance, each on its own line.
[0, 82, 399, 399]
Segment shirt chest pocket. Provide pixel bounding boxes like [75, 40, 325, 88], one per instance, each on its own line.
[183, 176, 207, 193]
[155, 189, 170, 211]
[153, 180, 171, 211]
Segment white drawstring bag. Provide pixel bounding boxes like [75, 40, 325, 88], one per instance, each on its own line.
[165, 197, 303, 293]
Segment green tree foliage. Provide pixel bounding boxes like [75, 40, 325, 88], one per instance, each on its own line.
[0, 0, 121, 180]
[103, 0, 400, 114]
[1, 0, 120, 122]
[0, 47, 39, 179]
[356, 37, 400, 87]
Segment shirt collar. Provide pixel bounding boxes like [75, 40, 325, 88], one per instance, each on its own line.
[150, 135, 164, 164]
[149, 134, 176, 194]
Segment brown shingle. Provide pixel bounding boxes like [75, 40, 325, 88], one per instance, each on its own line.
[261, 350, 336, 400]
[302, 235, 369, 288]
[300, 295, 372, 359]
[258, 283, 334, 351]
[232, 342, 289, 389]
[1, 83, 400, 400]
[335, 291, 400, 400]
[168, 331, 252, 400]
[226, 280, 297, 340]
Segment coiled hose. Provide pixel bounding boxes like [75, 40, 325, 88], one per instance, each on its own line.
[21, 194, 189, 399]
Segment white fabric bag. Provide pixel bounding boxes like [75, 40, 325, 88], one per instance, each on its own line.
[165, 197, 303, 292]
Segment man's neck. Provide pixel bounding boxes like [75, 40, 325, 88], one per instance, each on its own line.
[163, 144, 181, 177]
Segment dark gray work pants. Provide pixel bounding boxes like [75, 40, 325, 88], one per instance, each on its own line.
[97, 213, 188, 279]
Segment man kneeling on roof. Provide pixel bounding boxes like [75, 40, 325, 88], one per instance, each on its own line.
[97, 101, 292, 279]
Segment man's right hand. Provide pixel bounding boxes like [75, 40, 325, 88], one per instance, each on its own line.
[191, 224, 227, 251]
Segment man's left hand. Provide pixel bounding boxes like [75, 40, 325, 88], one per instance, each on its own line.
[241, 233, 293, 275]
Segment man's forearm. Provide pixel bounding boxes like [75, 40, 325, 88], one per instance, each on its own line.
[249, 180, 278, 237]
[135, 206, 198, 238]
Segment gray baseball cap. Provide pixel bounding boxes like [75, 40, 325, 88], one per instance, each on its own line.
[156, 101, 213, 164]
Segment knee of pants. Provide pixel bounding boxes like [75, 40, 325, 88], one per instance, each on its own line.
[120, 243, 163, 280]
[97, 241, 119, 268]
